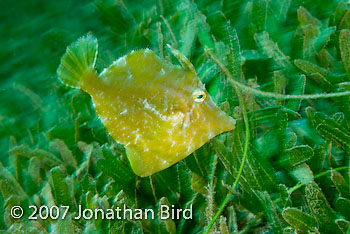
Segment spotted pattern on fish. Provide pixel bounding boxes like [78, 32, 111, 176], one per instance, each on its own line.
[57, 35, 235, 177]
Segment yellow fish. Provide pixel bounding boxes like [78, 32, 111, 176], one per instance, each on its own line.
[57, 35, 235, 177]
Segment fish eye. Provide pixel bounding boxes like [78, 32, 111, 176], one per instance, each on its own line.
[192, 89, 206, 103]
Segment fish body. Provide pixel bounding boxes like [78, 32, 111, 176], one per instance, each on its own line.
[57, 35, 235, 177]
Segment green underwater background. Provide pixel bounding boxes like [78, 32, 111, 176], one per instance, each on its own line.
[1, 0, 350, 233]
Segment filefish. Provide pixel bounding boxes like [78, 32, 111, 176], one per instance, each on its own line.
[57, 35, 235, 177]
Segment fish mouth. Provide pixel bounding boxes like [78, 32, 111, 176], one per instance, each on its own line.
[193, 99, 236, 134]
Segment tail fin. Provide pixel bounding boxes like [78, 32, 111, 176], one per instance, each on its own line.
[57, 34, 98, 88]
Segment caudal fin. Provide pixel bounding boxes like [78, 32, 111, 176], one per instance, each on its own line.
[57, 34, 98, 88]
